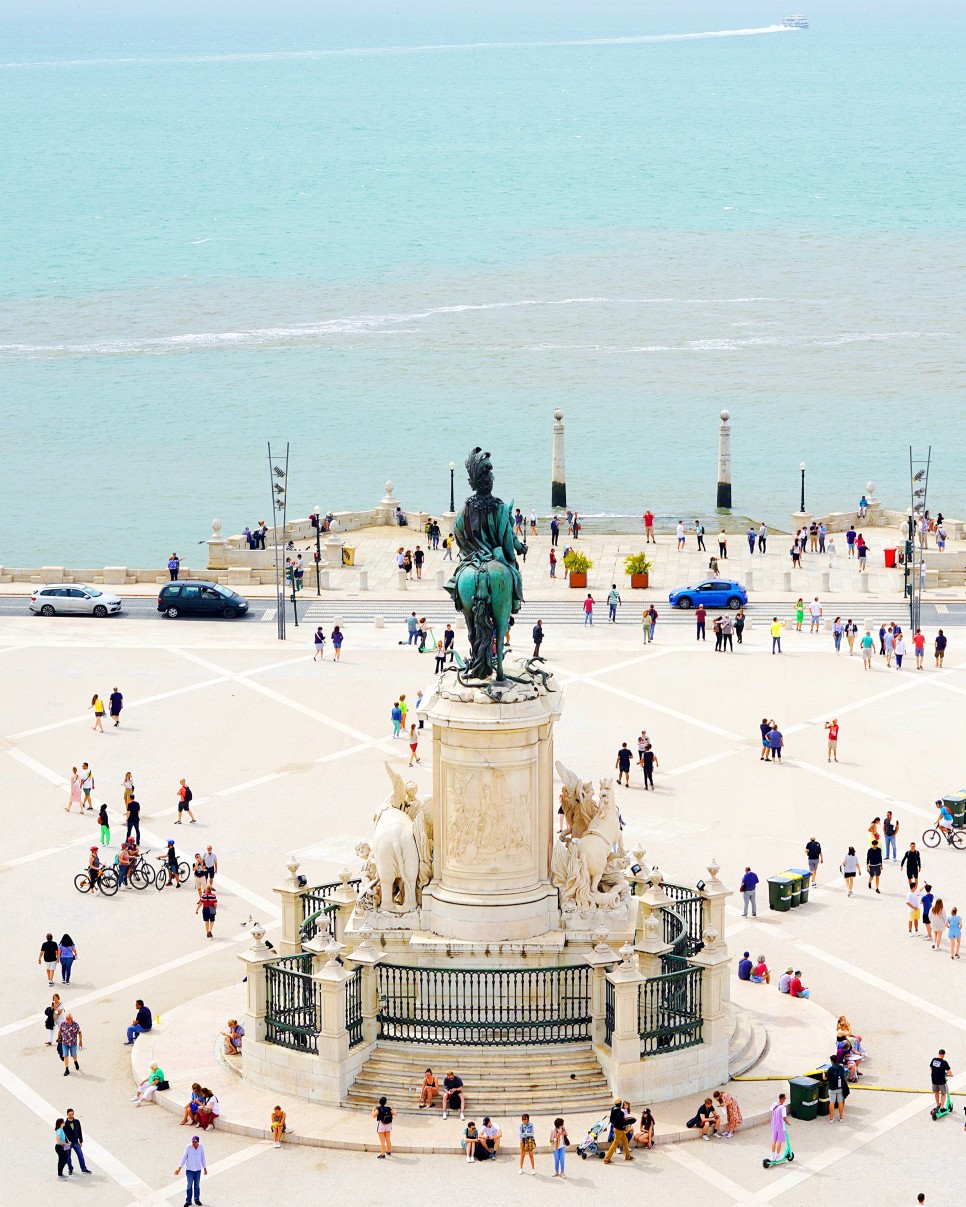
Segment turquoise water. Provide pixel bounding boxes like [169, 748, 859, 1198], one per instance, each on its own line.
[2, 1, 964, 565]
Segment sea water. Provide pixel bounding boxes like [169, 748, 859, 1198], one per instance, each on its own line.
[1, 0, 964, 566]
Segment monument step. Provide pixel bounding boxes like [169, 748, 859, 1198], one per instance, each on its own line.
[727, 1010, 769, 1078]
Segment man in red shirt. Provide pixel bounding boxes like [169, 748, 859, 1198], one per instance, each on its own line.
[824, 719, 839, 762]
[695, 605, 707, 641]
[913, 629, 926, 670]
[788, 971, 810, 999]
[643, 510, 655, 543]
[197, 886, 218, 939]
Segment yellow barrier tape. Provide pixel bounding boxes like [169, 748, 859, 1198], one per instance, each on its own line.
[730, 1075, 964, 1097]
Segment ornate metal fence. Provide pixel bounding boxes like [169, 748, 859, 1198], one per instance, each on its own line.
[604, 977, 615, 1047]
[346, 965, 364, 1049]
[661, 882, 704, 956]
[377, 964, 592, 1045]
[300, 878, 361, 942]
[638, 962, 703, 1054]
[265, 953, 320, 1053]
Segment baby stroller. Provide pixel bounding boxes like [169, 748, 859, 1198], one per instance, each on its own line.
[577, 1115, 610, 1159]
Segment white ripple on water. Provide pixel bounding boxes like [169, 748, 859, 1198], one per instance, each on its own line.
[0, 27, 792, 69]
[521, 332, 955, 353]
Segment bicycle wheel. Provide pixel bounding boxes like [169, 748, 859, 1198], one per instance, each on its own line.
[73, 873, 91, 894]
[155, 866, 169, 891]
[99, 869, 119, 896]
[129, 865, 148, 890]
[951, 830, 966, 851]
[922, 829, 941, 849]
[177, 861, 190, 884]
[140, 860, 156, 886]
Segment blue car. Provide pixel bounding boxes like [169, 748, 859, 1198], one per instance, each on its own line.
[668, 579, 748, 610]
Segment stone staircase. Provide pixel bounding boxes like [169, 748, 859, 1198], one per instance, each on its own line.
[344, 1042, 613, 1116]
[727, 1005, 768, 1077]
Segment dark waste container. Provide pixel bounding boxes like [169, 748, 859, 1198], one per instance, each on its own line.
[810, 1065, 831, 1117]
[943, 794, 966, 826]
[768, 876, 793, 912]
[788, 1075, 819, 1121]
[884, 547, 898, 569]
[788, 869, 812, 906]
[786, 872, 803, 908]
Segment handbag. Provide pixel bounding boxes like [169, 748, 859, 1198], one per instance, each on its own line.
[563, 1135, 571, 1147]
[156, 1079, 170, 1091]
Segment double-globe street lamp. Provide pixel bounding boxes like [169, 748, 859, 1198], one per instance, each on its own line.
[800, 462, 806, 514]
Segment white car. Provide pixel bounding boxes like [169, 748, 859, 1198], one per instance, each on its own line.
[29, 585, 123, 617]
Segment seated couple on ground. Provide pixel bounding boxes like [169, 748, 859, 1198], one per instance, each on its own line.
[686, 1091, 742, 1139]
[419, 1068, 466, 1118]
[179, 1084, 220, 1129]
[460, 1117, 502, 1161]
[778, 968, 810, 998]
[738, 952, 771, 984]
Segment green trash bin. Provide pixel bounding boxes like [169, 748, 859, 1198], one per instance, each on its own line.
[788, 869, 811, 905]
[809, 1065, 831, 1116]
[768, 876, 793, 912]
[788, 1075, 819, 1121]
[786, 872, 803, 908]
[943, 794, 966, 826]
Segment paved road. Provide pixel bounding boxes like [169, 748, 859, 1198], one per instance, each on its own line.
[7, 595, 966, 627]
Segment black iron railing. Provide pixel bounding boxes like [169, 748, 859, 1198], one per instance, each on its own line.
[346, 965, 364, 1049]
[604, 977, 615, 1047]
[377, 964, 592, 1045]
[661, 882, 704, 956]
[265, 953, 320, 1053]
[638, 962, 703, 1054]
[300, 878, 361, 941]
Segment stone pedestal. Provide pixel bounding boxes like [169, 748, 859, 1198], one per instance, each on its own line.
[274, 857, 306, 957]
[421, 677, 562, 941]
[551, 408, 567, 509]
[716, 409, 732, 510]
[238, 925, 282, 1043]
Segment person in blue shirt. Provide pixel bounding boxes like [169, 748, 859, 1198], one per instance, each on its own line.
[391, 703, 403, 738]
[125, 999, 153, 1044]
[936, 801, 954, 838]
[737, 951, 753, 980]
[739, 868, 759, 917]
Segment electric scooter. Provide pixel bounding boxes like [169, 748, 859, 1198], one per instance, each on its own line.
[930, 1087, 952, 1120]
[762, 1133, 794, 1169]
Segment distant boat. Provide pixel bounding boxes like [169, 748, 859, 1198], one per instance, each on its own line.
[782, 14, 809, 28]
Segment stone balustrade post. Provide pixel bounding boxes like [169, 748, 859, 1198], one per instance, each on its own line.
[237, 924, 280, 1043]
[603, 944, 646, 1103]
[342, 927, 386, 1046]
[330, 868, 359, 945]
[699, 860, 731, 949]
[634, 910, 674, 980]
[274, 856, 307, 957]
[311, 940, 353, 1103]
[584, 927, 618, 1047]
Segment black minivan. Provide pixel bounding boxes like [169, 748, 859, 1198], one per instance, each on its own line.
[157, 580, 250, 619]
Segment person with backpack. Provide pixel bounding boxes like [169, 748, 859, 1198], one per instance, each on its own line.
[373, 1096, 394, 1158]
[174, 779, 196, 824]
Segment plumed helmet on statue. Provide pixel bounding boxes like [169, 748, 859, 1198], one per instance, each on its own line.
[465, 447, 494, 492]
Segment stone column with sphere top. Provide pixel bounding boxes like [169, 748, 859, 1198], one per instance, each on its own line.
[551, 409, 567, 509]
[716, 410, 732, 510]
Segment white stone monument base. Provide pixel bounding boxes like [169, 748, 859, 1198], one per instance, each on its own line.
[420, 882, 560, 943]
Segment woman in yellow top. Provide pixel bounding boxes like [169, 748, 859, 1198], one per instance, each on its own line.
[270, 1105, 286, 1148]
[91, 693, 105, 732]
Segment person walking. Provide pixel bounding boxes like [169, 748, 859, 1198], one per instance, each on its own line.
[947, 908, 961, 959]
[883, 811, 900, 862]
[739, 867, 759, 917]
[313, 626, 326, 660]
[695, 604, 706, 641]
[175, 779, 196, 825]
[62, 1109, 91, 1174]
[935, 629, 947, 667]
[718, 530, 728, 559]
[125, 795, 141, 844]
[122, 770, 135, 804]
[532, 620, 544, 657]
[168, 554, 180, 581]
[90, 694, 105, 733]
[583, 594, 595, 625]
[391, 702, 402, 738]
[331, 626, 344, 661]
[408, 724, 420, 766]
[735, 608, 745, 644]
[39, 933, 59, 985]
[825, 1055, 848, 1123]
[271, 1105, 286, 1149]
[641, 607, 652, 644]
[58, 934, 77, 985]
[197, 884, 217, 939]
[549, 547, 557, 578]
[549, 1117, 568, 1178]
[58, 1013, 82, 1075]
[767, 722, 784, 763]
[373, 1096, 393, 1158]
[866, 839, 883, 893]
[746, 526, 756, 555]
[175, 1136, 207, 1204]
[901, 842, 922, 890]
[97, 802, 110, 845]
[841, 847, 859, 896]
[832, 616, 844, 653]
[805, 837, 823, 884]
[906, 884, 924, 935]
[67, 766, 83, 813]
[757, 522, 767, 553]
[895, 633, 906, 670]
[759, 717, 771, 762]
[44, 993, 64, 1046]
[643, 510, 655, 543]
[413, 545, 424, 580]
[860, 630, 874, 669]
[695, 519, 706, 551]
[607, 585, 621, 623]
[825, 719, 839, 762]
[602, 1099, 634, 1163]
[913, 628, 926, 669]
[641, 742, 658, 791]
[809, 598, 823, 632]
[615, 743, 633, 787]
[770, 617, 782, 654]
[930, 899, 947, 951]
[406, 612, 418, 645]
[795, 599, 804, 631]
[551, 516, 560, 547]
[54, 1118, 74, 1178]
[675, 520, 685, 551]
[108, 687, 123, 727]
[845, 618, 857, 655]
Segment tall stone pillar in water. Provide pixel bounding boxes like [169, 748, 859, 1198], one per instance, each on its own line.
[716, 409, 732, 510]
[551, 409, 567, 509]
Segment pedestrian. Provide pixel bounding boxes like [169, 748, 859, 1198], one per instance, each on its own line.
[866, 839, 883, 893]
[930, 899, 947, 951]
[906, 883, 923, 935]
[846, 526, 856, 558]
[313, 626, 326, 660]
[44, 993, 64, 1046]
[529, 509, 537, 535]
[583, 594, 594, 625]
[641, 743, 658, 791]
[549, 548, 557, 578]
[757, 522, 767, 553]
[845, 618, 857, 655]
[125, 795, 141, 844]
[443, 534, 454, 561]
[58, 1013, 82, 1076]
[805, 837, 823, 884]
[62, 1109, 91, 1174]
[718, 530, 728, 559]
[695, 604, 706, 641]
[96, 800, 110, 845]
[602, 1099, 634, 1163]
[434, 642, 446, 673]
[712, 1089, 743, 1137]
[739, 867, 759, 917]
[895, 633, 906, 669]
[818, 522, 827, 553]
[827, 534, 837, 565]
[518, 1113, 537, 1173]
[767, 722, 783, 763]
[271, 1105, 286, 1149]
[532, 620, 543, 658]
[331, 626, 344, 661]
[550, 1117, 568, 1178]
[416, 619, 427, 652]
[122, 770, 135, 803]
[759, 718, 771, 762]
[860, 630, 874, 669]
[791, 543, 801, 571]
[901, 842, 921, 889]
[175, 779, 196, 824]
[746, 526, 756, 555]
[825, 1054, 848, 1123]
[643, 510, 655, 543]
[399, 694, 409, 730]
[947, 908, 961, 959]
[913, 628, 925, 669]
[883, 811, 900, 862]
[795, 599, 804, 631]
[832, 616, 843, 653]
[735, 608, 745, 644]
[824, 718, 839, 762]
[175, 1136, 207, 1204]
[713, 616, 722, 651]
[66, 766, 83, 813]
[695, 519, 706, 551]
[58, 934, 77, 985]
[108, 686, 123, 727]
[841, 847, 859, 896]
[921, 884, 935, 944]
[935, 629, 947, 667]
[403, 549, 413, 579]
[408, 724, 420, 766]
[373, 1096, 393, 1157]
[406, 612, 418, 645]
[615, 743, 633, 787]
[551, 516, 560, 547]
[770, 1093, 789, 1158]
[929, 1050, 952, 1110]
[54, 1118, 73, 1178]
[884, 625, 894, 667]
[675, 520, 685, 551]
[770, 617, 782, 654]
[857, 534, 868, 571]
[720, 615, 733, 651]
[413, 545, 424, 580]
[39, 933, 59, 985]
[197, 883, 217, 939]
[202, 845, 217, 885]
[607, 585, 621, 623]
[391, 701, 402, 738]
[168, 553, 180, 581]
[192, 852, 206, 894]
[90, 693, 105, 733]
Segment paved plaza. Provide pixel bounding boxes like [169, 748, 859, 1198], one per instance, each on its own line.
[1, 602, 963, 1205]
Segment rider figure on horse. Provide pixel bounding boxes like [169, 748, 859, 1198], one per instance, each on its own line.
[444, 447, 527, 681]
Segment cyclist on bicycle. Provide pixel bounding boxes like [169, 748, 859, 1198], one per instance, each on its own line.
[936, 800, 954, 839]
[117, 843, 131, 889]
[157, 839, 182, 889]
[87, 846, 102, 891]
